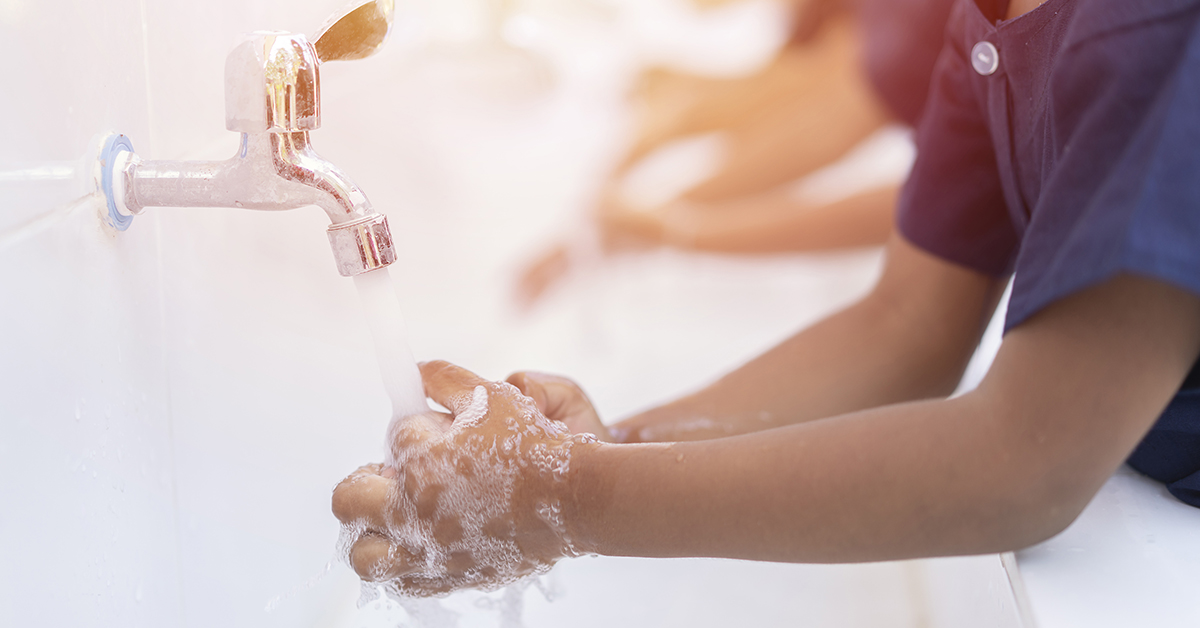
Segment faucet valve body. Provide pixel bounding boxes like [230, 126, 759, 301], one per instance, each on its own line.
[226, 32, 321, 134]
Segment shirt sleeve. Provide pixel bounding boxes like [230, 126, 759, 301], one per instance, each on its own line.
[896, 2, 1019, 278]
[1005, 8, 1200, 328]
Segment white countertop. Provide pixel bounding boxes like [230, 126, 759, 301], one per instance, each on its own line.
[1010, 466, 1200, 628]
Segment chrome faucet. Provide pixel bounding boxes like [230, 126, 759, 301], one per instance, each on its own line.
[99, 0, 398, 276]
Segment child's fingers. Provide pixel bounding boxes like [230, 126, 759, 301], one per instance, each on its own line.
[419, 360, 490, 414]
[332, 470, 398, 531]
[504, 371, 545, 408]
[349, 535, 418, 581]
[506, 371, 596, 423]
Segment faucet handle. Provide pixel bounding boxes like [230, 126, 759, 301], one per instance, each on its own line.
[313, 0, 395, 63]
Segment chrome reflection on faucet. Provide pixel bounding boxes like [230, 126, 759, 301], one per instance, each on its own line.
[99, 1, 397, 277]
[226, 32, 322, 133]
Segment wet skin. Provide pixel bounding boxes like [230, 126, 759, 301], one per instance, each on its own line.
[344, 232, 1200, 574]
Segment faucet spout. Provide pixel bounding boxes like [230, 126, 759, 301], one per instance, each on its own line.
[267, 132, 374, 225]
[112, 131, 396, 276]
[127, 132, 372, 223]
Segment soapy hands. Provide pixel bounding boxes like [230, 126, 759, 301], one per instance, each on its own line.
[332, 361, 602, 596]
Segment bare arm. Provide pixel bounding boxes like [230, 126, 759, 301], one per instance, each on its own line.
[568, 274, 1200, 561]
[675, 185, 897, 253]
[599, 185, 896, 254]
[614, 235, 1005, 442]
[334, 269, 1200, 588]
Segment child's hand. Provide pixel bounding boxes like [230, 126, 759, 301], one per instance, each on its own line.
[331, 361, 599, 597]
[505, 371, 616, 443]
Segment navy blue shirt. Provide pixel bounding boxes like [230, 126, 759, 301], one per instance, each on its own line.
[897, 0, 1200, 506]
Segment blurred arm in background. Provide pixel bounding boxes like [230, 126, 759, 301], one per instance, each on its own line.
[516, 0, 956, 307]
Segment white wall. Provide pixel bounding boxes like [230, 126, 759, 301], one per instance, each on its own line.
[1, 1, 172, 626]
[0, 1, 387, 625]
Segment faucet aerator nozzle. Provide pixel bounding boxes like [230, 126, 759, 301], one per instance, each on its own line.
[327, 214, 397, 277]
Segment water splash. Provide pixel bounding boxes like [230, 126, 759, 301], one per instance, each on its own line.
[356, 576, 561, 628]
[474, 579, 536, 628]
[357, 583, 462, 628]
[264, 559, 335, 613]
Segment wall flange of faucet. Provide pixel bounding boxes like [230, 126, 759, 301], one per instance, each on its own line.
[97, 133, 139, 232]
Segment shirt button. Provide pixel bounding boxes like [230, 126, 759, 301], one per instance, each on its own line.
[971, 41, 1000, 76]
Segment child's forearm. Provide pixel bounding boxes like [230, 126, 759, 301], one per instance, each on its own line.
[666, 186, 897, 254]
[612, 236, 1002, 443]
[575, 394, 1061, 562]
[333, 277, 1200, 588]
[573, 275, 1200, 562]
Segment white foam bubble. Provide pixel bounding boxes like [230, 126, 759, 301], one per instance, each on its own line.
[633, 416, 734, 442]
[451, 385, 489, 429]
